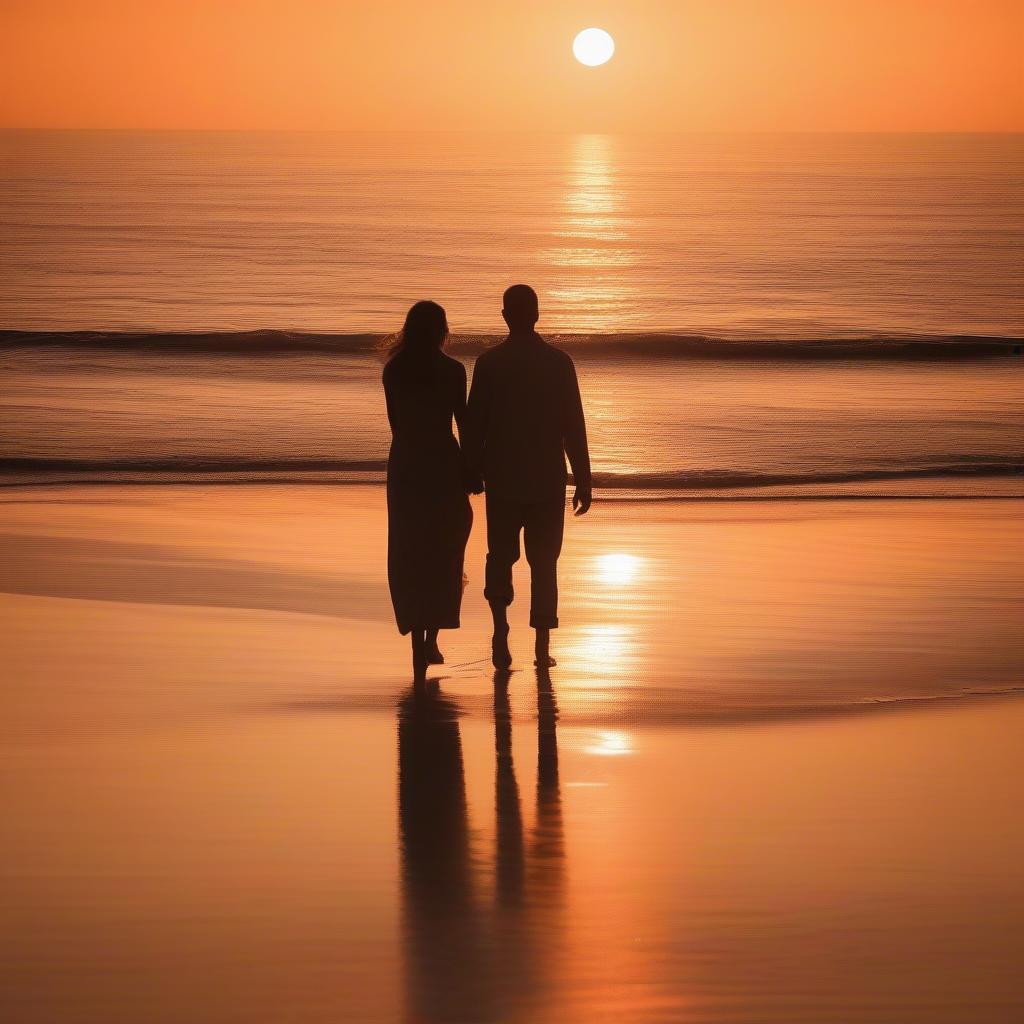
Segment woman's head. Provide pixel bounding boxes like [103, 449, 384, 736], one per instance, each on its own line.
[384, 300, 449, 360]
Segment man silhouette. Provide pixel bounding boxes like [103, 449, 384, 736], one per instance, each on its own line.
[464, 285, 592, 669]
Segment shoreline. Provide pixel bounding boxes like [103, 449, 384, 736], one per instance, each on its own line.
[4, 484, 1021, 733]
[2, 476, 1023, 500]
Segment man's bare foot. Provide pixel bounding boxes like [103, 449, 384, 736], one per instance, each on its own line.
[534, 628, 555, 668]
[425, 639, 444, 665]
[492, 626, 512, 670]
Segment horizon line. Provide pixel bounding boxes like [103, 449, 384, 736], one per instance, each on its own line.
[2, 127, 1023, 137]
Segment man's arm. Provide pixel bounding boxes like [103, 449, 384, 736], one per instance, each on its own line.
[562, 357, 592, 515]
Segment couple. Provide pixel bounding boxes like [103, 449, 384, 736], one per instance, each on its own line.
[383, 284, 592, 680]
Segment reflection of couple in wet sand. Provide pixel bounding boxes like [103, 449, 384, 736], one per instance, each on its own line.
[384, 284, 592, 680]
[386, 284, 579, 1016]
[398, 669, 564, 1021]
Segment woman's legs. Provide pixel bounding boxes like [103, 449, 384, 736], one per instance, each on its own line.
[411, 629, 427, 682]
[411, 628, 445, 678]
[425, 629, 444, 665]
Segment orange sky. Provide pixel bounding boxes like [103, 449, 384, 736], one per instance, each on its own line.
[1, 0, 1020, 131]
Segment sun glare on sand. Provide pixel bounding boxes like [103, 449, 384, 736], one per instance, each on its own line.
[573, 27, 615, 67]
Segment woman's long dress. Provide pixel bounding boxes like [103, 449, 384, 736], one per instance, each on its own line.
[384, 350, 473, 635]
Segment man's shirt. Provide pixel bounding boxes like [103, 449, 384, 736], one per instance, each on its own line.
[463, 332, 592, 501]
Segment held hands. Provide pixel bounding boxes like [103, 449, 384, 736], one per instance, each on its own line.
[572, 487, 592, 516]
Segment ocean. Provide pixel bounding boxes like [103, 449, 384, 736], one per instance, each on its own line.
[1, 130, 1022, 495]
[4, 131, 1024, 1024]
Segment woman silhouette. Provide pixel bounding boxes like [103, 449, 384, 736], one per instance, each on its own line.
[383, 301, 475, 679]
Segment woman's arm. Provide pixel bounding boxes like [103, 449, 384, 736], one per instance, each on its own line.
[382, 365, 397, 434]
[453, 361, 468, 439]
[459, 360, 486, 493]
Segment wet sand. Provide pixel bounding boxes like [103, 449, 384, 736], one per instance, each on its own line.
[2, 485, 1023, 1022]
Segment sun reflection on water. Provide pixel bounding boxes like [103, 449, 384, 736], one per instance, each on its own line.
[583, 730, 635, 757]
[594, 552, 643, 587]
[560, 624, 641, 712]
[578, 624, 633, 666]
[565, 136, 623, 225]
[546, 134, 635, 328]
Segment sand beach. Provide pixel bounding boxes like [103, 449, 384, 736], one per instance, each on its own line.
[3, 484, 1022, 1022]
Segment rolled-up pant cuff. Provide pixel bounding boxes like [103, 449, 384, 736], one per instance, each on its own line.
[529, 614, 558, 629]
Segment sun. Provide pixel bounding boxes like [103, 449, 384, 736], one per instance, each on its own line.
[573, 27, 615, 67]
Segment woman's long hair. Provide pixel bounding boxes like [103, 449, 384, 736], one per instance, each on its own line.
[383, 300, 449, 362]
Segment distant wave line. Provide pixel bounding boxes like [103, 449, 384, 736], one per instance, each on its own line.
[2, 330, 1021, 361]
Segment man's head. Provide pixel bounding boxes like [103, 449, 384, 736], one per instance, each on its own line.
[502, 284, 539, 333]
